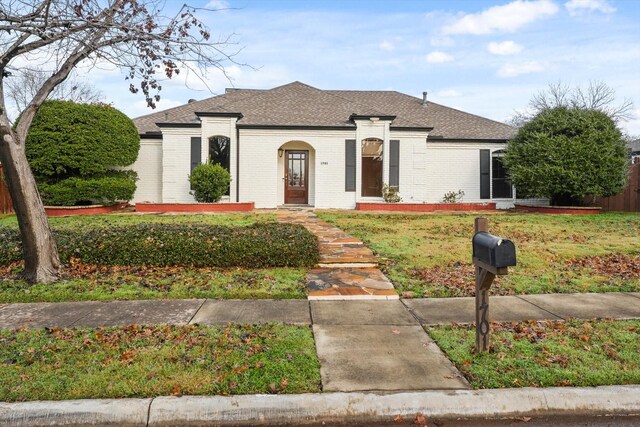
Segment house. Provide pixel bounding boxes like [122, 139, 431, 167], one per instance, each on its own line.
[131, 81, 520, 209]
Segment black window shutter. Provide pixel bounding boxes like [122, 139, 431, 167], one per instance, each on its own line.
[190, 137, 202, 190]
[480, 149, 490, 199]
[345, 139, 356, 192]
[191, 137, 202, 173]
[389, 140, 400, 188]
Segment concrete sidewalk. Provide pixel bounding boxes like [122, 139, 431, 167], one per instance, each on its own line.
[1, 292, 638, 393]
[1, 292, 638, 330]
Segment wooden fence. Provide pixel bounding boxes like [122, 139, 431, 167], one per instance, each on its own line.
[591, 163, 640, 212]
[0, 165, 14, 215]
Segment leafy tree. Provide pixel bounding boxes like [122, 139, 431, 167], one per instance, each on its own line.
[504, 107, 629, 206]
[0, 0, 239, 283]
[25, 100, 139, 206]
[189, 163, 231, 203]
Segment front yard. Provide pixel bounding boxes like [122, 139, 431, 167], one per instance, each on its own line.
[0, 323, 320, 401]
[428, 319, 640, 389]
[317, 211, 640, 297]
[0, 213, 314, 302]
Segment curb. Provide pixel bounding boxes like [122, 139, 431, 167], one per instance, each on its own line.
[2, 385, 639, 426]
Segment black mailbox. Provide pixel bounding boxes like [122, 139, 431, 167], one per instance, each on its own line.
[472, 232, 516, 269]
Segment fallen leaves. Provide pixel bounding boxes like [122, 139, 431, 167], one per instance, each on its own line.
[567, 253, 640, 280]
[410, 262, 512, 297]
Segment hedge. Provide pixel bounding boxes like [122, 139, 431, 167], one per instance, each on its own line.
[25, 100, 140, 177]
[37, 171, 138, 206]
[0, 223, 319, 268]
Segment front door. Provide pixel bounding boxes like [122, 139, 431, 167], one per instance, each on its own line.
[285, 150, 309, 204]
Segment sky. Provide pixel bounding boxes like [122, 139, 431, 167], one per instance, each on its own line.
[78, 0, 640, 135]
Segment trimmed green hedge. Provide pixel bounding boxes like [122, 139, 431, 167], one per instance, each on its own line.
[0, 223, 318, 268]
[38, 171, 137, 206]
[25, 100, 139, 177]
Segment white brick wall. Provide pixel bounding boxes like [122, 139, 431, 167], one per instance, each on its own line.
[238, 129, 357, 208]
[200, 117, 238, 202]
[130, 139, 162, 203]
[160, 127, 201, 203]
[135, 125, 545, 209]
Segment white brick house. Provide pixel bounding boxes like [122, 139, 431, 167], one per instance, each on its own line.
[132, 81, 520, 209]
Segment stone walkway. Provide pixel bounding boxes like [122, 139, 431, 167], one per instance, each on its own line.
[277, 209, 397, 299]
[1, 293, 639, 392]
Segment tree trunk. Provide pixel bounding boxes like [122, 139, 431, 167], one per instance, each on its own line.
[0, 132, 60, 283]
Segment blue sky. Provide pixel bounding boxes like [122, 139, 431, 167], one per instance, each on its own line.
[88, 0, 640, 135]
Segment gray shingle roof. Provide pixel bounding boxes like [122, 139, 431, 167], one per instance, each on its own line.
[134, 81, 516, 140]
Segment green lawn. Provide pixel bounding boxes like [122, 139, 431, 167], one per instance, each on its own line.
[0, 212, 275, 229]
[0, 323, 321, 401]
[316, 211, 640, 297]
[0, 264, 307, 302]
[428, 319, 640, 389]
[0, 213, 309, 302]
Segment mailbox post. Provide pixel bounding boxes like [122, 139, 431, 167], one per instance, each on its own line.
[472, 217, 516, 353]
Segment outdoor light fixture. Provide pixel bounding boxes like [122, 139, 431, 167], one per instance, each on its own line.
[278, 148, 284, 158]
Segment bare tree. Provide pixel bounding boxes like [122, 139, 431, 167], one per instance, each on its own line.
[5, 68, 103, 120]
[0, 0, 239, 283]
[510, 81, 635, 127]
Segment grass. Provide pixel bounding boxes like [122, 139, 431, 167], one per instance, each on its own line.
[427, 319, 640, 389]
[0, 264, 307, 302]
[0, 323, 321, 402]
[316, 211, 640, 297]
[0, 212, 276, 229]
[0, 212, 310, 302]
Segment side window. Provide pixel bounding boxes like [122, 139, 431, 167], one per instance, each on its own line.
[492, 150, 513, 198]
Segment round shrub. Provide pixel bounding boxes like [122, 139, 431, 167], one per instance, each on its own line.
[189, 163, 231, 203]
[504, 107, 628, 206]
[25, 100, 140, 177]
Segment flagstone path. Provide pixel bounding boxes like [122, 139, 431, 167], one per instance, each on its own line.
[277, 209, 397, 300]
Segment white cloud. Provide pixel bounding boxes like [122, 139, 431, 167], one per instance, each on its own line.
[497, 61, 545, 77]
[205, 0, 230, 9]
[443, 0, 559, 35]
[487, 40, 523, 55]
[565, 0, 616, 16]
[379, 40, 395, 51]
[426, 51, 454, 63]
[436, 89, 462, 97]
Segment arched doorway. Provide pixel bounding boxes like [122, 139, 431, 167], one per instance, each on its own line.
[277, 141, 316, 206]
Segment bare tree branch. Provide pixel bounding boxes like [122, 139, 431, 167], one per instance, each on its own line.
[514, 80, 636, 126]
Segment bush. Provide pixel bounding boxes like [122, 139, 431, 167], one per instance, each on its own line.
[23, 100, 140, 206]
[0, 223, 319, 268]
[25, 100, 139, 177]
[504, 107, 629, 206]
[382, 184, 401, 203]
[189, 163, 231, 203]
[37, 171, 137, 206]
[442, 190, 465, 203]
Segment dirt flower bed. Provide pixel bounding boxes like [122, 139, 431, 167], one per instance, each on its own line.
[567, 253, 640, 280]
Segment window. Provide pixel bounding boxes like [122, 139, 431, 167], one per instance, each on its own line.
[492, 150, 513, 198]
[361, 138, 383, 197]
[209, 135, 230, 195]
[209, 135, 230, 171]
